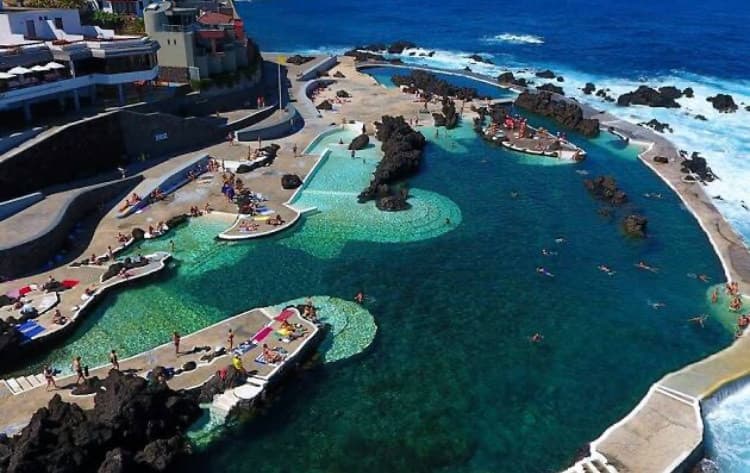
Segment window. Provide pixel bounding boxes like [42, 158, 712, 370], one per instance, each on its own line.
[54, 17, 64, 30]
[25, 20, 36, 39]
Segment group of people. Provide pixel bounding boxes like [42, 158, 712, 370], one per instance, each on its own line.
[119, 193, 142, 212]
[188, 203, 211, 217]
[44, 350, 120, 391]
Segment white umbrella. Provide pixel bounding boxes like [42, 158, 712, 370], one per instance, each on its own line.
[44, 61, 66, 70]
[0, 72, 16, 79]
[30, 65, 49, 72]
[8, 66, 32, 75]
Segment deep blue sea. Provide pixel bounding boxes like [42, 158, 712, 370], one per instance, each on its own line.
[238, 0, 750, 241]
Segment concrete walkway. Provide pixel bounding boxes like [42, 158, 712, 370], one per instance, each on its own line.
[0, 302, 320, 436]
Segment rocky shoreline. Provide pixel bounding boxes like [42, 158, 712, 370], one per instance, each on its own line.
[0, 370, 201, 473]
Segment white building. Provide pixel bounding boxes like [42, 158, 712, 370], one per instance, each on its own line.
[0, 6, 160, 122]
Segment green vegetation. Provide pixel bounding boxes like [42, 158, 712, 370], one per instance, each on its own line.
[85, 11, 146, 35]
[22, 0, 88, 9]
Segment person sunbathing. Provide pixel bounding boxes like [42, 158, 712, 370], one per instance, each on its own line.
[262, 344, 283, 363]
[52, 309, 67, 325]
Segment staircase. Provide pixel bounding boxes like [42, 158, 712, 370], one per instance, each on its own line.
[208, 377, 267, 421]
[2, 373, 47, 395]
[562, 453, 618, 473]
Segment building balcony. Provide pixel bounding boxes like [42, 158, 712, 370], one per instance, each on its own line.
[0, 66, 159, 110]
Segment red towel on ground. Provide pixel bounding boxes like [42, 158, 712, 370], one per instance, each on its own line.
[275, 309, 294, 322]
[252, 326, 273, 343]
[62, 280, 80, 289]
[19, 286, 32, 296]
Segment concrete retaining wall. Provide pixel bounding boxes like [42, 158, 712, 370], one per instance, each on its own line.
[0, 113, 127, 202]
[119, 111, 225, 159]
[0, 127, 46, 155]
[298, 56, 338, 81]
[0, 176, 141, 277]
[0, 193, 44, 222]
[235, 106, 303, 141]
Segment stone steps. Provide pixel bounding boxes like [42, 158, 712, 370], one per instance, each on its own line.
[2, 373, 48, 395]
[561, 454, 618, 473]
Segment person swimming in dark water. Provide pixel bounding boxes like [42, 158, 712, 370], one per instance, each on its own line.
[530, 333, 544, 343]
[536, 267, 554, 278]
[635, 261, 659, 273]
[354, 290, 365, 304]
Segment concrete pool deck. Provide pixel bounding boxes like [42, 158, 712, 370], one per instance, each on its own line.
[0, 301, 321, 435]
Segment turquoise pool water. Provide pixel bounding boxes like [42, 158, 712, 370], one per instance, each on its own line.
[17, 113, 732, 472]
[287, 127, 462, 258]
[363, 65, 517, 100]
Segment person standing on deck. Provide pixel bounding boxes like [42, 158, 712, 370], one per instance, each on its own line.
[110, 350, 120, 371]
[173, 331, 181, 355]
[44, 365, 58, 391]
[227, 328, 235, 351]
[73, 356, 85, 384]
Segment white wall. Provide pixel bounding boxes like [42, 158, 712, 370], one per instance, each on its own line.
[5, 10, 83, 38]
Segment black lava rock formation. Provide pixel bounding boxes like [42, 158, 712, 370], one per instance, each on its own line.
[583, 176, 628, 206]
[514, 91, 600, 137]
[0, 370, 201, 473]
[358, 116, 426, 208]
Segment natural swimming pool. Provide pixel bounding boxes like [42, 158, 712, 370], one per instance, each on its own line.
[362, 65, 517, 100]
[16, 100, 734, 472]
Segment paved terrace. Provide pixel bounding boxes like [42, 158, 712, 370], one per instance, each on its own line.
[0, 304, 319, 435]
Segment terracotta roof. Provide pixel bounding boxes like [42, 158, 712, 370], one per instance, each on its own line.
[197, 12, 233, 25]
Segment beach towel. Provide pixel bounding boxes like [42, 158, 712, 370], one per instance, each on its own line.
[251, 326, 273, 344]
[18, 321, 44, 339]
[61, 280, 79, 289]
[275, 309, 294, 322]
[232, 342, 255, 356]
[19, 286, 32, 296]
[258, 208, 275, 216]
[254, 353, 270, 365]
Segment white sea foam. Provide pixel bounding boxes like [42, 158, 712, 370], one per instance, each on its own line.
[705, 382, 750, 472]
[383, 51, 750, 244]
[482, 33, 545, 45]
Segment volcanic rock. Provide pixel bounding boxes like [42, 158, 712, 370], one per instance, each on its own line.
[316, 99, 333, 111]
[695, 114, 707, 121]
[582, 83, 596, 94]
[348, 134, 369, 150]
[467, 54, 493, 64]
[623, 214, 648, 237]
[640, 119, 673, 133]
[343, 49, 385, 62]
[285, 55, 314, 65]
[392, 70, 482, 100]
[515, 91, 599, 137]
[376, 194, 411, 211]
[707, 94, 738, 112]
[681, 152, 716, 181]
[536, 83, 564, 95]
[496, 72, 527, 88]
[194, 366, 247, 403]
[658, 86, 683, 100]
[336, 89, 350, 98]
[535, 69, 556, 79]
[333, 71, 345, 78]
[165, 214, 188, 229]
[583, 176, 628, 205]
[131, 227, 145, 241]
[683, 87, 694, 98]
[556, 76, 564, 82]
[281, 174, 302, 189]
[617, 86, 681, 108]
[0, 370, 201, 473]
[387, 40, 417, 54]
[359, 116, 425, 207]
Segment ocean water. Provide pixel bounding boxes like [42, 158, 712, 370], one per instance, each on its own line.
[16, 99, 736, 471]
[238, 0, 750, 243]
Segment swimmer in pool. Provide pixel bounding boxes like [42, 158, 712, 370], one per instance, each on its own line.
[598, 264, 615, 275]
[649, 301, 666, 309]
[530, 333, 544, 343]
[554, 237, 566, 244]
[536, 267, 554, 278]
[635, 261, 659, 273]
[541, 249, 557, 256]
